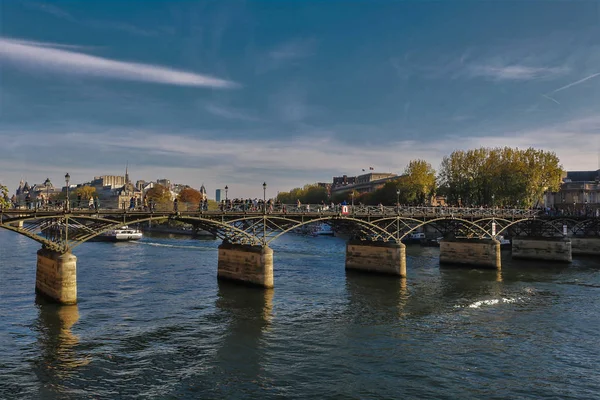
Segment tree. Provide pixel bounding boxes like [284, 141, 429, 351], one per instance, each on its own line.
[146, 184, 172, 209]
[75, 186, 97, 200]
[178, 187, 203, 204]
[0, 183, 9, 208]
[277, 184, 328, 204]
[402, 160, 437, 205]
[438, 147, 564, 207]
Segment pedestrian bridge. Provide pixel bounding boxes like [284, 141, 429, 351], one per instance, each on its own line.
[1, 204, 598, 305]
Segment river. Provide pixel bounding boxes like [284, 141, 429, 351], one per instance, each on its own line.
[1, 229, 599, 399]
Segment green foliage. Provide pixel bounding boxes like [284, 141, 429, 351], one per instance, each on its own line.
[277, 184, 328, 204]
[438, 147, 564, 207]
[0, 183, 9, 208]
[401, 160, 437, 205]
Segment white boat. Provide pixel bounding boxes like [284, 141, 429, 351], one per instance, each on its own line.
[497, 235, 511, 248]
[92, 226, 143, 242]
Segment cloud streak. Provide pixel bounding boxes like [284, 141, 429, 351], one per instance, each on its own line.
[205, 104, 261, 121]
[469, 64, 568, 81]
[0, 37, 238, 88]
[549, 72, 600, 94]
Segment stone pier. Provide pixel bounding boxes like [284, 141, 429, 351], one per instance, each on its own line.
[36, 248, 77, 305]
[345, 241, 406, 277]
[512, 238, 572, 262]
[439, 238, 501, 269]
[571, 238, 600, 256]
[217, 242, 274, 288]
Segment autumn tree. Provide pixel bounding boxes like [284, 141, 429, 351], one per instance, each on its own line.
[178, 187, 203, 204]
[0, 183, 9, 208]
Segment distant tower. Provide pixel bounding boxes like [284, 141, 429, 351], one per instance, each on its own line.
[200, 183, 207, 200]
[125, 162, 130, 184]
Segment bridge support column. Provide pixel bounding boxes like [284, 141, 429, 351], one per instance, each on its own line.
[345, 241, 406, 277]
[571, 238, 600, 256]
[439, 238, 501, 269]
[36, 248, 77, 305]
[512, 238, 572, 262]
[217, 242, 274, 288]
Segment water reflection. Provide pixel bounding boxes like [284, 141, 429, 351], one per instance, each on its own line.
[213, 282, 273, 393]
[438, 265, 505, 301]
[344, 271, 409, 323]
[32, 297, 90, 388]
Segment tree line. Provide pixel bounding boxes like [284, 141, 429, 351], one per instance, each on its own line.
[276, 147, 564, 208]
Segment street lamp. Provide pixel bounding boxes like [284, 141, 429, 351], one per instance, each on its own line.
[44, 178, 51, 210]
[65, 173, 70, 211]
[225, 185, 228, 202]
[351, 192, 355, 208]
[263, 182, 267, 214]
[396, 189, 400, 212]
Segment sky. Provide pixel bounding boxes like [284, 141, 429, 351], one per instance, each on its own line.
[1, 0, 599, 198]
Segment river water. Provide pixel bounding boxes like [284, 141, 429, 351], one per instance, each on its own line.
[1, 229, 599, 399]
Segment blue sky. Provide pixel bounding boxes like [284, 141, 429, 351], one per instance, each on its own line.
[1, 0, 599, 198]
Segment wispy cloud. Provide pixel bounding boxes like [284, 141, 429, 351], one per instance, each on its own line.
[2, 115, 597, 196]
[205, 104, 261, 121]
[469, 64, 568, 81]
[256, 38, 316, 74]
[0, 37, 238, 88]
[24, 1, 72, 19]
[24, 2, 160, 37]
[268, 38, 316, 61]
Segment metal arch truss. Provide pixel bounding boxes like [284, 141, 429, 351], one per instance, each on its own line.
[2, 208, 599, 252]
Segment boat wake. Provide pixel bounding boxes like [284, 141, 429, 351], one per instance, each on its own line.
[136, 241, 213, 251]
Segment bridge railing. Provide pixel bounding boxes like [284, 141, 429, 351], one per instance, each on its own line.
[1, 200, 543, 218]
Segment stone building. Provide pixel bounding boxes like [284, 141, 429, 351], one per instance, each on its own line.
[331, 172, 398, 196]
[544, 169, 600, 213]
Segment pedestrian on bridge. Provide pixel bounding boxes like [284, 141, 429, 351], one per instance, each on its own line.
[174, 198, 179, 212]
[88, 197, 94, 209]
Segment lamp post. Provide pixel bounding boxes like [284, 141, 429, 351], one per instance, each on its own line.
[351, 192, 354, 208]
[396, 189, 401, 241]
[65, 173, 70, 211]
[225, 185, 228, 202]
[263, 182, 267, 214]
[44, 178, 51, 210]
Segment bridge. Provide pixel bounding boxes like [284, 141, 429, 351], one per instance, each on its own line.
[1, 204, 599, 305]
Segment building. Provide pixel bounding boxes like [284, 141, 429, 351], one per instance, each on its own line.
[91, 175, 126, 189]
[330, 172, 398, 196]
[156, 179, 171, 189]
[215, 189, 224, 202]
[544, 169, 600, 212]
[14, 179, 59, 207]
